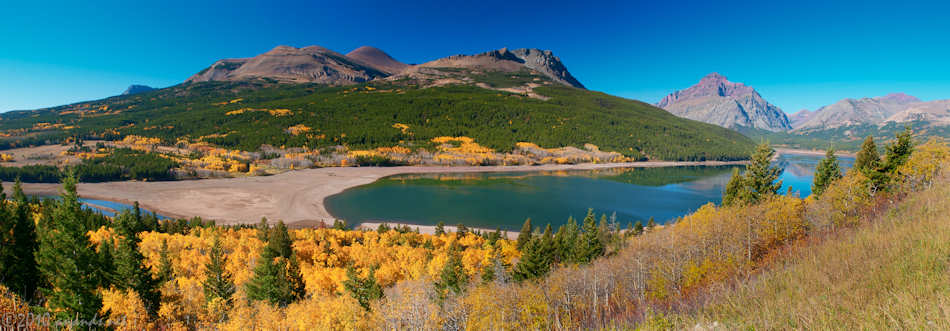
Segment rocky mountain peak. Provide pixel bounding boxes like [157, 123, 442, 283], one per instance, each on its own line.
[121, 84, 156, 96]
[657, 73, 790, 132]
[345, 46, 409, 75]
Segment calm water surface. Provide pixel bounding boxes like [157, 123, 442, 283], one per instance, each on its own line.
[326, 153, 853, 230]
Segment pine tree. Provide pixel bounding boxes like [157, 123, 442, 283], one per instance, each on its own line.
[854, 135, 881, 174]
[744, 142, 783, 202]
[0, 179, 41, 302]
[455, 223, 469, 238]
[343, 265, 383, 310]
[246, 221, 305, 306]
[376, 223, 391, 233]
[332, 219, 347, 230]
[256, 217, 270, 241]
[722, 167, 746, 206]
[434, 221, 445, 236]
[646, 217, 656, 230]
[812, 148, 843, 196]
[516, 218, 532, 250]
[203, 236, 235, 309]
[113, 208, 162, 317]
[633, 220, 645, 236]
[578, 209, 604, 263]
[35, 171, 105, 321]
[882, 127, 914, 175]
[97, 239, 116, 288]
[157, 239, 174, 283]
[436, 244, 468, 296]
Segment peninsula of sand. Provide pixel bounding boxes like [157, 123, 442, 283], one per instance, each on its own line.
[8, 160, 746, 227]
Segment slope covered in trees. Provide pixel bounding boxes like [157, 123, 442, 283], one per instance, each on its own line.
[0, 76, 754, 164]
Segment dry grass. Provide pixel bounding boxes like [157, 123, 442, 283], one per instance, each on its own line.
[656, 177, 950, 330]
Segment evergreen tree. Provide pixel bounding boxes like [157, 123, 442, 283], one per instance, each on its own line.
[267, 221, 294, 260]
[722, 167, 746, 206]
[113, 208, 162, 316]
[35, 171, 105, 321]
[434, 221, 445, 236]
[578, 209, 604, 263]
[882, 127, 914, 175]
[744, 142, 783, 202]
[332, 219, 346, 230]
[256, 217, 270, 241]
[157, 239, 174, 283]
[376, 223, 391, 233]
[646, 217, 656, 230]
[97, 239, 116, 288]
[246, 221, 305, 306]
[343, 265, 383, 310]
[245, 246, 295, 306]
[0, 179, 41, 302]
[436, 244, 468, 296]
[202, 236, 235, 308]
[633, 220, 645, 236]
[516, 218, 532, 250]
[854, 135, 881, 174]
[455, 223, 469, 238]
[812, 148, 843, 196]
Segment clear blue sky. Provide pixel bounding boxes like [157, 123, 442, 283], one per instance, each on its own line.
[3, 0, 950, 113]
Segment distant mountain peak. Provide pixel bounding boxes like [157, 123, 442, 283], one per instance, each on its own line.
[657, 73, 790, 131]
[876, 92, 920, 104]
[402, 47, 585, 89]
[345, 46, 409, 75]
[121, 84, 156, 96]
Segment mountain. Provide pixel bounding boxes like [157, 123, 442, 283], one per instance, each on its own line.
[794, 93, 921, 131]
[397, 48, 585, 89]
[885, 99, 950, 125]
[186, 45, 388, 85]
[788, 109, 814, 128]
[345, 46, 409, 75]
[121, 84, 156, 95]
[656, 73, 791, 132]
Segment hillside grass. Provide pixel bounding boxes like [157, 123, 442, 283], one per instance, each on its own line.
[649, 176, 950, 329]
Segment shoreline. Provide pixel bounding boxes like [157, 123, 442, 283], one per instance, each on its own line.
[775, 147, 856, 158]
[9, 160, 747, 226]
[355, 221, 519, 240]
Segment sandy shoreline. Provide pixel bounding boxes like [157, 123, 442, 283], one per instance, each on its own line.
[9, 160, 746, 226]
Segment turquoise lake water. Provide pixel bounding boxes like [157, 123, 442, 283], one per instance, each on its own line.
[325, 154, 853, 231]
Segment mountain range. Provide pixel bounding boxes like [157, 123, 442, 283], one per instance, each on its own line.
[186, 45, 585, 90]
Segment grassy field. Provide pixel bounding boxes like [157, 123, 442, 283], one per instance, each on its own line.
[650, 175, 950, 329]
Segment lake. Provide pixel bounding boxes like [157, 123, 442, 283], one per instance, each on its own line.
[325, 153, 854, 231]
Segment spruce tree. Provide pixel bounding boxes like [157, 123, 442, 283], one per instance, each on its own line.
[516, 218, 532, 250]
[882, 127, 914, 175]
[633, 220, 644, 236]
[343, 265, 383, 310]
[436, 244, 468, 296]
[246, 221, 305, 306]
[812, 148, 843, 196]
[434, 221, 445, 236]
[578, 209, 604, 263]
[744, 142, 783, 202]
[157, 239, 174, 283]
[113, 208, 162, 317]
[0, 179, 41, 302]
[722, 167, 746, 206]
[35, 171, 104, 321]
[203, 236, 235, 308]
[854, 135, 881, 174]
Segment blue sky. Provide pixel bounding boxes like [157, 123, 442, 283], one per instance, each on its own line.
[2, 0, 950, 113]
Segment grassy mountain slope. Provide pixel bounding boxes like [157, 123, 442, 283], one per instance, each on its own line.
[660, 174, 950, 329]
[0, 74, 754, 162]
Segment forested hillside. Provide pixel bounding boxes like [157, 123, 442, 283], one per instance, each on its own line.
[0, 75, 753, 169]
